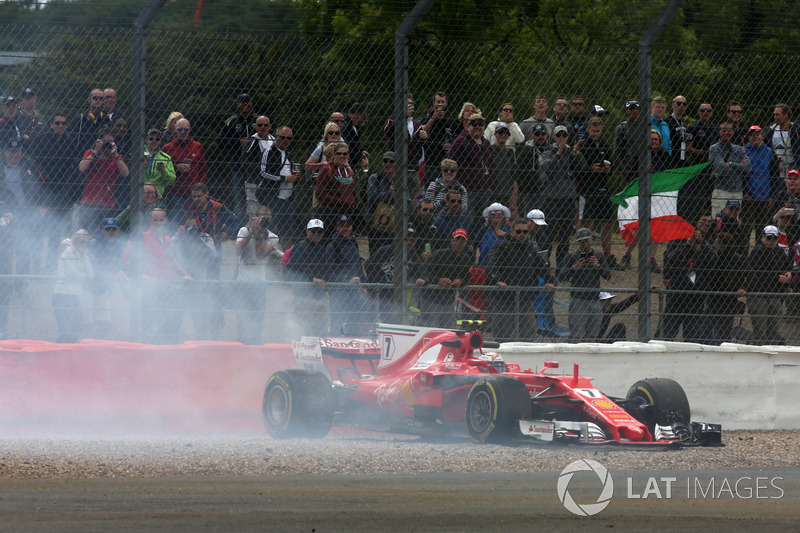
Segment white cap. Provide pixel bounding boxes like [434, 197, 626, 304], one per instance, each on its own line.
[482, 202, 510, 220]
[553, 125, 568, 135]
[307, 219, 324, 230]
[599, 292, 616, 301]
[526, 209, 547, 226]
[764, 225, 779, 236]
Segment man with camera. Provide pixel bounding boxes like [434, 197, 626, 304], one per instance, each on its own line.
[558, 228, 612, 342]
[421, 92, 457, 186]
[77, 128, 130, 233]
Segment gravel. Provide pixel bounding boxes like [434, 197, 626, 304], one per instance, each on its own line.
[0, 429, 794, 479]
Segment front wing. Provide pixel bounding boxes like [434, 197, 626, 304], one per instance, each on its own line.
[518, 419, 723, 447]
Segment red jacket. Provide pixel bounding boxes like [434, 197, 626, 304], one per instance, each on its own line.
[162, 137, 208, 196]
[315, 165, 358, 214]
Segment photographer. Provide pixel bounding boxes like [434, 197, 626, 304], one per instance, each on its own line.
[173, 214, 218, 340]
[77, 128, 130, 232]
[558, 228, 612, 342]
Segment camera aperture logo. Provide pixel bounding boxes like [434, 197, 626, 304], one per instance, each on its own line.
[557, 459, 614, 516]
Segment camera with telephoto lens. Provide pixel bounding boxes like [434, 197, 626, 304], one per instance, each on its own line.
[102, 140, 113, 149]
[185, 226, 199, 237]
[260, 217, 270, 229]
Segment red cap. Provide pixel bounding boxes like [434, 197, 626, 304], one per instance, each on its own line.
[787, 169, 800, 178]
[452, 228, 468, 240]
[748, 125, 762, 132]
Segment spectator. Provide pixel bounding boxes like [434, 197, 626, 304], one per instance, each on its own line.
[743, 225, 793, 344]
[52, 229, 93, 343]
[304, 121, 340, 175]
[447, 113, 493, 233]
[241, 116, 275, 217]
[564, 95, 587, 137]
[525, 209, 548, 253]
[558, 228, 612, 342]
[485, 103, 525, 148]
[0, 138, 43, 279]
[598, 291, 640, 342]
[77, 128, 130, 232]
[539, 124, 584, 268]
[178, 182, 236, 281]
[255, 125, 301, 242]
[573, 104, 607, 142]
[726, 101, 747, 147]
[32, 112, 78, 271]
[314, 141, 358, 234]
[420, 228, 472, 329]
[765, 103, 800, 178]
[16, 88, 45, 144]
[110, 116, 130, 158]
[667, 95, 689, 166]
[709, 122, 751, 215]
[124, 208, 191, 344]
[235, 204, 283, 345]
[161, 111, 184, 145]
[101, 87, 126, 129]
[650, 96, 671, 155]
[88, 217, 128, 339]
[713, 199, 747, 255]
[650, 129, 671, 172]
[706, 232, 747, 344]
[73, 89, 107, 152]
[282, 219, 330, 337]
[143, 128, 176, 197]
[114, 182, 165, 235]
[162, 118, 208, 219]
[410, 199, 438, 255]
[0, 96, 21, 148]
[325, 215, 371, 335]
[551, 97, 570, 129]
[383, 93, 427, 190]
[515, 124, 551, 217]
[217, 92, 257, 217]
[659, 228, 715, 342]
[771, 171, 800, 247]
[520, 94, 554, 141]
[490, 122, 519, 216]
[477, 202, 510, 267]
[364, 224, 425, 324]
[485, 217, 555, 341]
[341, 102, 369, 171]
[365, 151, 403, 251]
[425, 158, 469, 214]
[743, 125, 778, 242]
[455, 102, 478, 136]
[433, 189, 471, 248]
[686, 102, 719, 163]
[420, 92, 458, 187]
[613, 100, 641, 185]
[578, 120, 618, 269]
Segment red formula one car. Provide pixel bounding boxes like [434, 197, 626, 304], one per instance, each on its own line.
[262, 323, 722, 446]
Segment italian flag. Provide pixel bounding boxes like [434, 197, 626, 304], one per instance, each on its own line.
[611, 163, 709, 244]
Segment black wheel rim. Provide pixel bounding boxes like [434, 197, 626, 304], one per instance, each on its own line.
[469, 390, 493, 433]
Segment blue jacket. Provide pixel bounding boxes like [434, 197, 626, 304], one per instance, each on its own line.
[744, 143, 778, 201]
[651, 116, 672, 155]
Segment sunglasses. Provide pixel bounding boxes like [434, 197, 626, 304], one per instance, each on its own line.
[176, 127, 190, 132]
[765, 235, 779, 240]
[673, 101, 688, 106]
[420, 208, 434, 213]
[91, 96, 104, 101]
[335, 151, 349, 156]
[447, 198, 462, 204]
[470, 121, 485, 127]
[309, 228, 323, 234]
[699, 108, 713, 112]
[53, 121, 68, 125]
[497, 130, 511, 135]
[554, 132, 568, 138]
[277, 135, 292, 140]
[533, 131, 547, 136]
[382, 158, 395, 163]
[103, 227, 119, 231]
[147, 136, 160, 141]
[328, 131, 341, 136]
[729, 110, 742, 114]
[515, 229, 529, 235]
[571, 102, 585, 106]
[500, 108, 514, 113]
[442, 168, 457, 173]
[554, 102, 568, 107]
[256, 123, 270, 127]
[331, 118, 344, 123]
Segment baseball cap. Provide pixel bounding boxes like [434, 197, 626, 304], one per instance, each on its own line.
[625, 100, 640, 109]
[21, 88, 35, 98]
[406, 222, 415, 234]
[452, 228, 468, 240]
[787, 169, 800, 179]
[526, 209, 548, 226]
[764, 225, 779, 236]
[575, 228, 596, 241]
[599, 292, 616, 301]
[4, 139, 21, 151]
[725, 199, 742, 209]
[553, 125, 568, 136]
[307, 219, 324, 230]
[337, 214, 352, 225]
[589, 105, 606, 115]
[101, 217, 119, 230]
[2, 96, 16, 106]
[532, 124, 547, 135]
[748, 125, 762, 133]
[237, 93, 252, 102]
[382, 151, 396, 162]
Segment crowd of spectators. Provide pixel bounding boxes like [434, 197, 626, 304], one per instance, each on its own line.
[3, 86, 800, 346]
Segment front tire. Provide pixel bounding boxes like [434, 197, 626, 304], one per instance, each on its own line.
[262, 370, 334, 438]
[626, 378, 690, 434]
[465, 376, 531, 444]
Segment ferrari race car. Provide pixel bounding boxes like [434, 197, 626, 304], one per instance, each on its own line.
[262, 323, 722, 446]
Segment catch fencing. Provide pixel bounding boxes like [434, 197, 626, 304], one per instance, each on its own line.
[1, 23, 800, 345]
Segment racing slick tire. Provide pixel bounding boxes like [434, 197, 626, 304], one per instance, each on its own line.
[262, 370, 335, 439]
[625, 378, 690, 434]
[465, 376, 532, 445]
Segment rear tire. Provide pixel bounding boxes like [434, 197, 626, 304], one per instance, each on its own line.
[626, 378, 690, 434]
[465, 376, 531, 444]
[262, 370, 334, 438]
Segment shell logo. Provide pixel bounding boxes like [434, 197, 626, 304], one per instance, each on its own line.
[592, 399, 616, 409]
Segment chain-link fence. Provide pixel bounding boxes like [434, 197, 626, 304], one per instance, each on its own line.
[2, 19, 800, 345]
